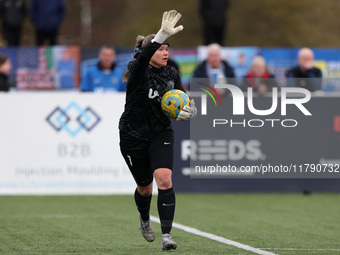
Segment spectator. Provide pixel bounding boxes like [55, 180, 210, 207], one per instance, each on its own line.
[80, 46, 125, 92]
[0, 54, 11, 92]
[199, 0, 230, 45]
[30, 0, 66, 46]
[0, 0, 26, 46]
[192, 43, 235, 95]
[285, 47, 322, 91]
[240, 56, 278, 95]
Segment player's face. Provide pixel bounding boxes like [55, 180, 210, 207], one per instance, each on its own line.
[150, 44, 169, 68]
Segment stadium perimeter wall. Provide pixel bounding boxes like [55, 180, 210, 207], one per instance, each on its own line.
[0, 93, 340, 195]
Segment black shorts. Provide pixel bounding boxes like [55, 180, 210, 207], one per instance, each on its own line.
[120, 129, 174, 187]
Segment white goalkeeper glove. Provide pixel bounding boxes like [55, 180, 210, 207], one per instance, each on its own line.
[177, 99, 197, 121]
[152, 10, 184, 44]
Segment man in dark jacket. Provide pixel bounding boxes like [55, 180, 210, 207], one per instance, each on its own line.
[192, 43, 235, 95]
[285, 48, 322, 91]
[199, 0, 230, 45]
[30, 0, 66, 46]
[0, 0, 26, 46]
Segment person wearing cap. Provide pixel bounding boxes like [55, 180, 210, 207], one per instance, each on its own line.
[119, 10, 196, 251]
[285, 47, 322, 91]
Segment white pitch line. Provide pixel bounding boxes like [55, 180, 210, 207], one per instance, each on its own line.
[150, 215, 278, 255]
[260, 248, 340, 252]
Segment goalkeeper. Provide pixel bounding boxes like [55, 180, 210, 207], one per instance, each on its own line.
[119, 10, 196, 251]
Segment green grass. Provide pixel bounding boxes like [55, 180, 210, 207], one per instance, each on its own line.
[0, 194, 339, 255]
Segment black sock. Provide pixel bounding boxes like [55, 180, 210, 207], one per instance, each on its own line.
[157, 187, 175, 234]
[134, 189, 152, 221]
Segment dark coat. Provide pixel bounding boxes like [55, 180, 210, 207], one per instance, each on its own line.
[285, 66, 322, 91]
[30, 0, 65, 31]
[0, 0, 26, 27]
[199, 0, 230, 26]
[192, 60, 235, 79]
[0, 73, 9, 92]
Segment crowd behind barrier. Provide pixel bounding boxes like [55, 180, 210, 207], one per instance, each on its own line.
[0, 45, 340, 91]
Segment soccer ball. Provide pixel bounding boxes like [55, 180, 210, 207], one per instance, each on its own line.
[161, 89, 190, 119]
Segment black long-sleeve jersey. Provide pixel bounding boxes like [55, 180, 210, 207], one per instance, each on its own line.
[119, 42, 185, 141]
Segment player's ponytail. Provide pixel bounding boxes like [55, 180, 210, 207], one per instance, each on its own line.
[135, 35, 145, 52]
[122, 34, 155, 83]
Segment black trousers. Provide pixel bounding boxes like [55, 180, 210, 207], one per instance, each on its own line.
[203, 22, 226, 46]
[2, 23, 22, 46]
[35, 29, 59, 46]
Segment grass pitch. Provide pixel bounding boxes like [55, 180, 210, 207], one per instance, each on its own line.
[0, 193, 339, 255]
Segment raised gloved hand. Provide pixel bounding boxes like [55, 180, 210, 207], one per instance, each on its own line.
[177, 99, 197, 121]
[152, 10, 184, 44]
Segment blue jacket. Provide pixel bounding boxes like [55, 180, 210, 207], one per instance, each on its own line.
[80, 63, 126, 92]
[30, 0, 65, 31]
